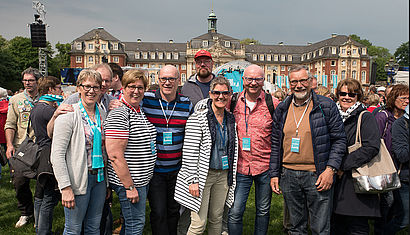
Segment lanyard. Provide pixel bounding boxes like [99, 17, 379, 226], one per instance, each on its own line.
[23, 90, 36, 108]
[244, 92, 249, 135]
[159, 99, 177, 129]
[121, 97, 153, 140]
[292, 98, 311, 137]
[78, 101, 101, 135]
[216, 115, 227, 148]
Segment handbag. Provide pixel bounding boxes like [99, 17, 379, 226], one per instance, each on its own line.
[0, 144, 7, 166]
[9, 119, 41, 179]
[348, 110, 401, 194]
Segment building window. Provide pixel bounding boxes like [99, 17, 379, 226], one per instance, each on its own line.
[267, 74, 271, 83]
[225, 41, 230, 47]
[113, 43, 118, 50]
[352, 49, 357, 55]
[267, 55, 271, 61]
[332, 47, 336, 54]
[361, 71, 366, 82]
[76, 43, 82, 50]
[166, 53, 171, 60]
[319, 48, 324, 56]
[253, 54, 257, 61]
[202, 40, 208, 47]
[159, 52, 163, 60]
[362, 48, 367, 55]
[341, 70, 346, 79]
[313, 51, 316, 57]
[151, 64, 156, 68]
[127, 64, 132, 67]
[88, 43, 94, 50]
[181, 64, 186, 70]
[135, 64, 140, 68]
[281, 66, 285, 71]
[181, 73, 186, 82]
[301, 54, 305, 61]
[352, 70, 357, 79]
[331, 60, 336, 66]
[151, 52, 156, 60]
[101, 44, 106, 50]
[173, 53, 179, 60]
[274, 55, 278, 61]
[143, 52, 148, 59]
[88, 56, 93, 62]
[288, 55, 292, 61]
[331, 70, 336, 75]
[135, 53, 140, 59]
[143, 64, 148, 68]
[260, 54, 264, 61]
[341, 60, 346, 66]
[175, 64, 179, 69]
[352, 60, 357, 66]
[362, 61, 367, 67]
[281, 55, 286, 61]
[307, 53, 311, 60]
[76, 56, 82, 63]
[113, 56, 119, 63]
[273, 66, 278, 72]
[341, 48, 346, 54]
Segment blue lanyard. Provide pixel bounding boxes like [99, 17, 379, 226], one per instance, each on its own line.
[244, 92, 249, 135]
[78, 101, 101, 135]
[216, 115, 226, 147]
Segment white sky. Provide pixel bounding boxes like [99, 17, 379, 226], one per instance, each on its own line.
[0, 0, 408, 53]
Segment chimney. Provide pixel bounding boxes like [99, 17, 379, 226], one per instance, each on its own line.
[137, 38, 142, 42]
[331, 33, 337, 38]
[307, 42, 312, 46]
[278, 42, 284, 46]
[97, 27, 104, 29]
[169, 39, 174, 43]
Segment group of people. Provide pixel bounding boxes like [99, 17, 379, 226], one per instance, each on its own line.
[2, 49, 408, 235]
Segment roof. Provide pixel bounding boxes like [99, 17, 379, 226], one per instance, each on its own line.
[73, 28, 120, 42]
[191, 32, 239, 41]
[305, 35, 364, 50]
[245, 44, 307, 54]
[124, 42, 186, 52]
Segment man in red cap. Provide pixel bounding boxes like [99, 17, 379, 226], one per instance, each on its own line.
[181, 50, 216, 106]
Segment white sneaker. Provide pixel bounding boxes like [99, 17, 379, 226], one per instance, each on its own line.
[15, 215, 32, 228]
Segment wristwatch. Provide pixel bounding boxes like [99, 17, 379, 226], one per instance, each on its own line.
[327, 166, 337, 174]
[125, 185, 135, 191]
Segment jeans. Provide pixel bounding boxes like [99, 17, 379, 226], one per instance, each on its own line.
[34, 176, 58, 235]
[63, 173, 106, 235]
[148, 171, 180, 235]
[384, 182, 409, 234]
[12, 174, 34, 216]
[228, 170, 272, 235]
[280, 168, 333, 235]
[188, 169, 229, 235]
[112, 183, 148, 235]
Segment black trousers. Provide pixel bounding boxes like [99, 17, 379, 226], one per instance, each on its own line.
[12, 174, 34, 216]
[148, 171, 180, 235]
[332, 214, 370, 235]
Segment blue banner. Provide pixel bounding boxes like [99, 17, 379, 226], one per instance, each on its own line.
[285, 76, 289, 89]
[323, 75, 328, 87]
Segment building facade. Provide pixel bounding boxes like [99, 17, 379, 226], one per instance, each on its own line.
[69, 11, 370, 88]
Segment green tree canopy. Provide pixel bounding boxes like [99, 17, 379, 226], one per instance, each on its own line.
[394, 41, 409, 66]
[240, 38, 261, 45]
[48, 42, 71, 77]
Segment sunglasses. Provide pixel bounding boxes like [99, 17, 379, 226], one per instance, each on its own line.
[338, 92, 357, 98]
[211, 90, 231, 96]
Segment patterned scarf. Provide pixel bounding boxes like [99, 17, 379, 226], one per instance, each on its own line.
[337, 101, 362, 122]
[39, 94, 64, 106]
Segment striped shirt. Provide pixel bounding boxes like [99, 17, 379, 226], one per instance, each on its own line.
[104, 104, 157, 187]
[142, 90, 193, 173]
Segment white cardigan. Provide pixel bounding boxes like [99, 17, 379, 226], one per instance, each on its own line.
[174, 99, 238, 213]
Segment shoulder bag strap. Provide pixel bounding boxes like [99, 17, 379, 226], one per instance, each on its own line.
[381, 110, 389, 138]
[354, 111, 368, 146]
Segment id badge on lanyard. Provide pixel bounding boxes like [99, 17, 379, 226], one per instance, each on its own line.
[163, 132, 173, 145]
[291, 137, 300, 153]
[242, 137, 251, 151]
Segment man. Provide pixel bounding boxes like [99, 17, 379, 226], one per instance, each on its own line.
[5, 67, 41, 227]
[142, 65, 193, 235]
[108, 62, 124, 99]
[181, 50, 215, 106]
[311, 76, 318, 93]
[270, 65, 346, 234]
[228, 64, 273, 235]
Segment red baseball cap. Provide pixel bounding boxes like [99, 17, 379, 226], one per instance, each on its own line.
[194, 50, 212, 60]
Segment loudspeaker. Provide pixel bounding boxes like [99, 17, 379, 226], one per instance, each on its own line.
[370, 62, 377, 85]
[30, 23, 46, 48]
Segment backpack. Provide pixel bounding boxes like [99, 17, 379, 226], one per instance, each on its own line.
[230, 91, 275, 118]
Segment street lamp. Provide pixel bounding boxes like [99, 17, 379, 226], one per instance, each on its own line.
[384, 58, 399, 85]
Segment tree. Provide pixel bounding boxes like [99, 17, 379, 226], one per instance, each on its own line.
[48, 42, 71, 77]
[7, 36, 39, 73]
[394, 41, 409, 66]
[349, 34, 392, 81]
[240, 38, 261, 45]
[0, 35, 19, 88]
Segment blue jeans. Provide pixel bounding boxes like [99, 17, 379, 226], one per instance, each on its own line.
[111, 183, 148, 235]
[280, 168, 333, 235]
[34, 178, 59, 235]
[228, 171, 272, 235]
[385, 182, 409, 234]
[63, 173, 106, 235]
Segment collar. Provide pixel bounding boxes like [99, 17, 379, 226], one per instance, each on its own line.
[239, 90, 265, 103]
[154, 89, 180, 103]
[24, 89, 39, 101]
[292, 94, 312, 107]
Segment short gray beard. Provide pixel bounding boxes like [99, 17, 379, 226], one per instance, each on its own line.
[294, 91, 308, 100]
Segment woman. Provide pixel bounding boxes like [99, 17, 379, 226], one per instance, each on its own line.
[317, 85, 331, 98]
[332, 78, 381, 235]
[174, 76, 238, 235]
[366, 93, 380, 113]
[31, 76, 63, 234]
[51, 69, 107, 235]
[104, 70, 157, 235]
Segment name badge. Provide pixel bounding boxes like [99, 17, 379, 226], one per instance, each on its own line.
[291, 137, 300, 153]
[221, 155, 229, 170]
[242, 137, 251, 151]
[150, 141, 156, 155]
[163, 132, 173, 145]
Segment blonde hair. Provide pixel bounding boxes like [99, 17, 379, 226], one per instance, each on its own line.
[122, 70, 148, 90]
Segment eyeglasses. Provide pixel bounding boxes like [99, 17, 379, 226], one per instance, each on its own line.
[289, 78, 310, 86]
[127, 85, 145, 92]
[159, 77, 177, 83]
[338, 92, 357, 98]
[397, 96, 409, 102]
[22, 79, 36, 83]
[243, 77, 264, 84]
[211, 90, 231, 97]
[80, 84, 101, 91]
[195, 59, 212, 65]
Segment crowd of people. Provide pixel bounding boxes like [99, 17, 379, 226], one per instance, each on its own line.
[0, 49, 408, 235]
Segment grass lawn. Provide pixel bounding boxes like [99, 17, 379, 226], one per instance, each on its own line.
[0, 165, 407, 234]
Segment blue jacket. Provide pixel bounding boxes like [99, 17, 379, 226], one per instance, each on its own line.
[269, 91, 347, 178]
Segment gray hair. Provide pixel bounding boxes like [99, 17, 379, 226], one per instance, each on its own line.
[210, 75, 232, 93]
[76, 69, 102, 87]
[91, 63, 113, 79]
[21, 67, 42, 80]
[288, 65, 312, 78]
[0, 87, 7, 99]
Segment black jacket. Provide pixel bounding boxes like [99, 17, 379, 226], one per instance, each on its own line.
[392, 115, 409, 182]
[269, 91, 347, 178]
[333, 105, 381, 217]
